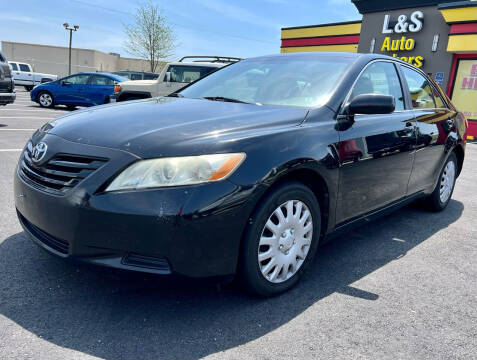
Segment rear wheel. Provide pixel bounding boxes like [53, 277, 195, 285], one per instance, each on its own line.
[238, 182, 321, 296]
[424, 152, 457, 212]
[24, 85, 33, 92]
[37, 91, 54, 108]
[66, 105, 76, 110]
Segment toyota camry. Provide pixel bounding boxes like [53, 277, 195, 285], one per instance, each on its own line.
[14, 53, 467, 296]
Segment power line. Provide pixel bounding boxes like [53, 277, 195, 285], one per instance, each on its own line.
[69, 0, 277, 45]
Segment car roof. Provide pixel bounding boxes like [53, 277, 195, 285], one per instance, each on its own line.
[246, 52, 410, 63]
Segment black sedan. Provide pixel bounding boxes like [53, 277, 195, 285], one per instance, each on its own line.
[14, 53, 467, 296]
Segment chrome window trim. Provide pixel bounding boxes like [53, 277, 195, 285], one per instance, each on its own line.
[398, 63, 450, 111]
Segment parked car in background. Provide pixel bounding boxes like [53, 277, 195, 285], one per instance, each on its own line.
[0, 51, 15, 106]
[8, 62, 57, 91]
[30, 72, 127, 109]
[111, 56, 241, 102]
[15, 53, 466, 296]
[112, 71, 159, 80]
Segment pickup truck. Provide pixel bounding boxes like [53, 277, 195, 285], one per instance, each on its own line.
[0, 51, 15, 106]
[8, 62, 58, 91]
[111, 56, 241, 102]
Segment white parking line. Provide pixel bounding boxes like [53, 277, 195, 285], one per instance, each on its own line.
[0, 117, 53, 119]
[0, 109, 62, 112]
[0, 149, 22, 152]
[0, 129, 37, 131]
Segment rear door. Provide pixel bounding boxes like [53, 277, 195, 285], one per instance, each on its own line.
[335, 61, 417, 224]
[400, 65, 457, 194]
[84, 75, 115, 105]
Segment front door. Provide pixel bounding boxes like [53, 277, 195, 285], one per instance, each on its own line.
[57, 74, 90, 105]
[335, 61, 416, 224]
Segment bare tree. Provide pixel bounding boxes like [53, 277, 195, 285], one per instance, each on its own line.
[123, 1, 175, 73]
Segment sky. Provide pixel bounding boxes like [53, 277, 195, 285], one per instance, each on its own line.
[1, 0, 360, 61]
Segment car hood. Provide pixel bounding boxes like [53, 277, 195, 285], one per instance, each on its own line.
[45, 97, 309, 158]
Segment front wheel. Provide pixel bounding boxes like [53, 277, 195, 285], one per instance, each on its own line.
[238, 182, 321, 296]
[37, 92, 54, 108]
[424, 152, 457, 212]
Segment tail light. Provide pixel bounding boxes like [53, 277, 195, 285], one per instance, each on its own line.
[114, 84, 121, 93]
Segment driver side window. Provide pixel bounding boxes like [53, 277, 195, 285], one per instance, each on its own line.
[351, 62, 405, 111]
[64, 74, 90, 85]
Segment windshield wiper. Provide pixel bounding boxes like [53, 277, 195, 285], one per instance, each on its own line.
[202, 96, 250, 104]
[167, 93, 183, 98]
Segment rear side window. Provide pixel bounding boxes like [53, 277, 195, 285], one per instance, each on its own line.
[401, 66, 436, 109]
[19, 64, 31, 72]
[10, 63, 18, 71]
[89, 75, 114, 86]
[431, 86, 447, 108]
[350, 61, 405, 111]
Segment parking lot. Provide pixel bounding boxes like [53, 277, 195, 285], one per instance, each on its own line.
[0, 88, 476, 360]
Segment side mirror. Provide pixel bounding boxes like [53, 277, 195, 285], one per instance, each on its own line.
[61, 80, 69, 86]
[165, 72, 171, 87]
[347, 94, 395, 115]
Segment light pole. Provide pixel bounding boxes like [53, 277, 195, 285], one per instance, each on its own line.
[63, 23, 79, 75]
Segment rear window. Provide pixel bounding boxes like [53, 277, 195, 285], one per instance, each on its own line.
[143, 73, 159, 80]
[19, 64, 31, 72]
[166, 65, 217, 83]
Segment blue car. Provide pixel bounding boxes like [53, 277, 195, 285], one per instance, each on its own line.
[31, 72, 127, 109]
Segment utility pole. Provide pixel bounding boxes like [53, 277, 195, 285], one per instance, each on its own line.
[63, 23, 79, 75]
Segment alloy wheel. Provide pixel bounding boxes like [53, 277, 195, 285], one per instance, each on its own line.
[258, 200, 313, 283]
[39, 93, 52, 107]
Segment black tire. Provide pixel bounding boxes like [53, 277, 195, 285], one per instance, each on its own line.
[37, 91, 54, 108]
[238, 181, 321, 297]
[424, 152, 458, 212]
[66, 105, 76, 110]
[24, 85, 33, 92]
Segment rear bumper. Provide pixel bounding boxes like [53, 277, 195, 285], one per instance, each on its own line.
[0, 91, 16, 105]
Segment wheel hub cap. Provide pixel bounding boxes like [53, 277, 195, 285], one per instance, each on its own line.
[440, 160, 455, 204]
[258, 200, 313, 284]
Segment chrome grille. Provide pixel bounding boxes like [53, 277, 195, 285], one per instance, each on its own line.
[19, 142, 108, 194]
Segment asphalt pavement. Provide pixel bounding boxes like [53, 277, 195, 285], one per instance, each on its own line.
[0, 88, 476, 360]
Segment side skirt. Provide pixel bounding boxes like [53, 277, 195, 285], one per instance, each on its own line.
[322, 191, 425, 244]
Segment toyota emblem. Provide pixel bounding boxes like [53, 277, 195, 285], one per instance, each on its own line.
[31, 142, 48, 162]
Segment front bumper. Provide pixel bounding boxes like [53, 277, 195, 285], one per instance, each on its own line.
[14, 133, 256, 278]
[0, 91, 16, 105]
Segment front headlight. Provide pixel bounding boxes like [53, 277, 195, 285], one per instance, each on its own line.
[105, 153, 246, 191]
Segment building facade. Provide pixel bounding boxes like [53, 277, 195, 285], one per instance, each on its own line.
[1, 41, 155, 78]
[281, 0, 477, 139]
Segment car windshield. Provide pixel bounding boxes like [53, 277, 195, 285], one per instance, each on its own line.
[179, 56, 353, 107]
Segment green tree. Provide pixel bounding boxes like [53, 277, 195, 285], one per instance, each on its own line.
[123, 1, 175, 73]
